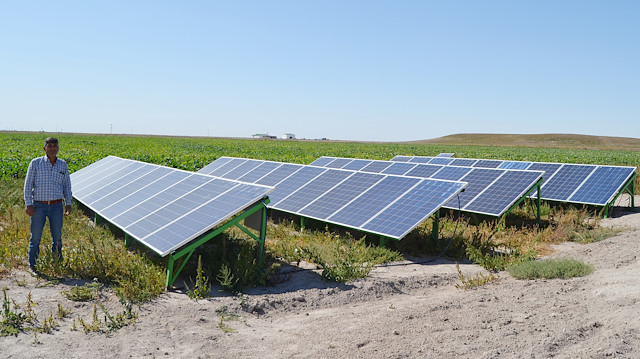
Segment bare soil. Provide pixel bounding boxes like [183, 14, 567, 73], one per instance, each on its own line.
[2, 198, 639, 358]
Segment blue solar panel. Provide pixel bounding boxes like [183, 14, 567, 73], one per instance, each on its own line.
[205, 158, 247, 177]
[392, 155, 636, 209]
[255, 163, 304, 186]
[197, 157, 234, 176]
[391, 156, 411, 162]
[298, 172, 384, 220]
[266, 166, 326, 205]
[273, 169, 352, 213]
[70, 156, 274, 256]
[325, 158, 353, 169]
[449, 158, 477, 167]
[408, 157, 434, 164]
[328, 176, 421, 228]
[429, 157, 455, 165]
[381, 162, 416, 175]
[431, 166, 473, 181]
[362, 179, 466, 238]
[309, 157, 336, 167]
[436, 153, 455, 158]
[236, 161, 282, 183]
[342, 159, 374, 171]
[222, 159, 264, 180]
[499, 161, 532, 170]
[541, 164, 596, 201]
[473, 159, 504, 168]
[446, 168, 504, 209]
[360, 161, 393, 173]
[568, 166, 636, 205]
[405, 164, 443, 178]
[464, 170, 542, 216]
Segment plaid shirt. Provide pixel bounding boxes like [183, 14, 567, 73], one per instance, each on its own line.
[23, 155, 72, 206]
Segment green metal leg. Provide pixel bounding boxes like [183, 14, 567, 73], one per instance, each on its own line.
[537, 182, 541, 225]
[380, 236, 386, 248]
[432, 209, 440, 241]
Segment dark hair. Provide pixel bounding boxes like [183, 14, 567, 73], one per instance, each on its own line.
[44, 137, 59, 146]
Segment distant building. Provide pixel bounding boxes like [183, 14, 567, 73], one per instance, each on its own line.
[252, 133, 277, 139]
[281, 133, 296, 139]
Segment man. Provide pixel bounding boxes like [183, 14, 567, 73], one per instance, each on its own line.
[24, 137, 72, 272]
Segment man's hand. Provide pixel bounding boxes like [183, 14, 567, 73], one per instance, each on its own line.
[25, 205, 34, 217]
[65, 205, 71, 216]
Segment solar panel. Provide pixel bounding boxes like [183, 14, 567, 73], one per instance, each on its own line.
[394, 155, 636, 207]
[316, 157, 544, 217]
[71, 156, 274, 256]
[436, 153, 455, 158]
[198, 157, 466, 239]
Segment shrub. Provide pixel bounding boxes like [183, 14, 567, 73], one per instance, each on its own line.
[507, 258, 594, 279]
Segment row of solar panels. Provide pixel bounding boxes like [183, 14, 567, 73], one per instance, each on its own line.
[203, 157, 544, 218]
[390, 155, 636, 207]
[197, 157, 466, 238]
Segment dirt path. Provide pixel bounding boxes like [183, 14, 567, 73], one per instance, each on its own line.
[2, 204, 639, 358]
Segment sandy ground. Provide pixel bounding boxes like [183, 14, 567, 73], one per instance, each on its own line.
[1, 198, 639, 359]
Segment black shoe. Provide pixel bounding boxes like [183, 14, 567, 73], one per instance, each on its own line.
[29, 266, 37, 274]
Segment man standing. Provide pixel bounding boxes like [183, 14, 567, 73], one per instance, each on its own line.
[24, 137, 72, 272]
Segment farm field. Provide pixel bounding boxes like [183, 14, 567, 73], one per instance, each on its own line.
[1, 131, 639, 358]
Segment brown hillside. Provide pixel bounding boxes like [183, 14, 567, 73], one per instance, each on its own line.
[409, 133, 640, 151]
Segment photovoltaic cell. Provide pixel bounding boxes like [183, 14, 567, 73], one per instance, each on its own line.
[450, 158, 477, 167]
[197, 157, 234, 175]
[273, 169, 352, 212]
[446, 168, 503, 209]
[221, 159, 264, 180]
[328, 176, 420, 228]
[206, 158, 247, 177]
[236, 161, 282, 183]
[540, 165, 595, 201]
[309, 157, 337, 167]
[325, 158, 353, 169]
[362, 179, 466, 238]
[342, 159, 374, 171]
[405, 164, 443, 178]
[431, 166, 473, 181]
[266, 166, 326, 205]
[255, 164, 304, 186]
[568, 166, 636, 205]
[298, 172, 384, 220]
[381, 162, 416, 175]
[464, 170, 542, 216]
[429, 157, 455, 165]
[361, 161, 393, 173]
[473, 160, 503, 168]
[499, 161, 532, 170]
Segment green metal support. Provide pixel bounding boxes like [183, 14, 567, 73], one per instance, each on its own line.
[300, 217, 307, 230]
[432, 209, 440, 240]
[603, 172, 636, 218]
[379, 236, 386, 248]
[124, 233, 131, 248]
[164, 198, 270, 288]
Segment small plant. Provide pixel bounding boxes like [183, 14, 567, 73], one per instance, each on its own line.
[507, 258, 594, 279]
[56, 303, 72, 319]
[455, 263, 499, 290]
[185, 256, 211, 300]
[99, 302, 137, 332]
[61, 281, 102, 302]
[77, 303, 102, 333]
[1, 287, 28, 336]
[216, 305, 238, 333]
[216, 264, 237, 291]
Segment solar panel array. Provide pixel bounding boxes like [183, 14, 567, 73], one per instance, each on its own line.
[198, 157, 467, 239]
[70, 156, 274, 257]
[392, 155, 636, 207]
[310, 157, 544, 217]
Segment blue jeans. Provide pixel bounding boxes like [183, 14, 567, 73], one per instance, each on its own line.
[28, 201, 63, 267]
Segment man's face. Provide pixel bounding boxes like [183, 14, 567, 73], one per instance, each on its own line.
[44, 142, 59, 157]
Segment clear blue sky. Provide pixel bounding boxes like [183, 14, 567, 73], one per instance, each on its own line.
[1, 1, 638, 141]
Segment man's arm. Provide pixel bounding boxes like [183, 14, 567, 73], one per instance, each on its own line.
[24, 160, 35, 216]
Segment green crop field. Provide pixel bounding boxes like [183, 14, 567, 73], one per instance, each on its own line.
[2, 132, 639, 182]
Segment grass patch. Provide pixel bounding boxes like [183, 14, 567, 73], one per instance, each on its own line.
[507, 258, 594, 279]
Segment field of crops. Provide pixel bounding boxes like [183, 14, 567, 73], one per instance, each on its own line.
[2, 132, 639, 183]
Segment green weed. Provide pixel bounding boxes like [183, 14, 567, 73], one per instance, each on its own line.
[455, 263, 500, 290]
[507, 258, 594, 279]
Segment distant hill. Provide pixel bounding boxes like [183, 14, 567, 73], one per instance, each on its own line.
[409, 134, 640, 151]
